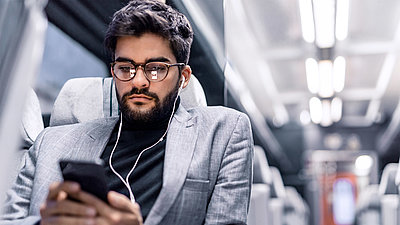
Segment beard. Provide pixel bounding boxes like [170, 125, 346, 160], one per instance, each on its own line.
[116, 80, 180, 124]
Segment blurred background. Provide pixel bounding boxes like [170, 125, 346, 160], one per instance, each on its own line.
[1, 0, 400, 224]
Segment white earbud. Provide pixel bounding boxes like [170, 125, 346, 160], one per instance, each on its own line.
[178, 76, 185, 95]
[180, 76, 185, 88]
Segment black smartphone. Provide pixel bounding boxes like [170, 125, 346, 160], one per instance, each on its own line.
[59, 160, 109, 203]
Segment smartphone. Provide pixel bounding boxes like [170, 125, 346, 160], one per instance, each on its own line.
[59, 160, 109, 203]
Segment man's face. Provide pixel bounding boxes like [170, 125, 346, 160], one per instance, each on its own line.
[112, 33, 189, 123]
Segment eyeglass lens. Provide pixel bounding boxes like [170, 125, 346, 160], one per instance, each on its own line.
[113, 62, 169, 82]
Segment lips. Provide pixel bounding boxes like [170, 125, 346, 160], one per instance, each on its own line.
[129, 94, 153, 100]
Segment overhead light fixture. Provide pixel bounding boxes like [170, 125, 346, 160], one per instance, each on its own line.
[309, 97, 322, 124]
[321, 99, 333, 126]
[306, 59, 336, 98]
[306, 58, 319, 93]
[333, 56, 346, 92]
[309, 97, 342, 126]
[313, 0, 336, 48]
[318, 60, 334, 98]
[299, 0, 315, 43]
[331, 97, 343, 122]
[335, 0, 349, 41]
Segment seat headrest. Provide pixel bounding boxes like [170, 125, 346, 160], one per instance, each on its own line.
[379, 163, 398, 195]
[50, 75, 207, 126]
[396, 159, 400, 186]
[355, 184, 380, 212]
[253, 145, 272, 185]
[21, 88, 44, 148]
[270, 166, 286, 198]
[179, 75, 207, 108]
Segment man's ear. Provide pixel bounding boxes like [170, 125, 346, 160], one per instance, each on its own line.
[180, 65, 192, 89]
[110, 67, 116, 81]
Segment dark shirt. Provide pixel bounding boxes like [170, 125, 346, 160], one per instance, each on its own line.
[101, 116, 169, 221]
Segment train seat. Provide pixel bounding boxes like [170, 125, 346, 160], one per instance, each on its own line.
[49, 75, 207, 126]
[355, 184, 380, 225]
[248, 145, 273, 225]
[270, 167, 309, 225]
[268, 167, 286, 225]
[20, 88, 45, 148]
[379, 163, 398, 225]
[8, 89, 44, 189]
[248, 146, 309, 225]
[283, 186, 310, 225]
[356, 163, 399, 225]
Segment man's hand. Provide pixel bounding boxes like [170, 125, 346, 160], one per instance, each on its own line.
[81, 190, 143, 225]
[40, 181, 143, 225]
[40, 181, 97, 224]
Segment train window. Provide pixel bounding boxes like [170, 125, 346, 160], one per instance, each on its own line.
[34, 23, 107, 117]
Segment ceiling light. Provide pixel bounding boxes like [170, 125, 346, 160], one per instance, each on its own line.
[331, 97, 343, 122]
[333, 56, 346, 92]
[306, 58, 319, 93]
[318, 60, 334, 98]
[309, 97, 322, 124]
[299, 0, 315, 43]
[335, 0, 349, 41]
[313, 0, 336, 48]
[321, 99, 333, 126]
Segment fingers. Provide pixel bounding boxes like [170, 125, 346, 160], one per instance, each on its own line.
[41, 181, 97, 223]
[94, 212, 143, 225]
[40, 199, 96, 218]
[43, 184, 143, 225]
[47, 181, 80, 201]
[107, 192, 143, 225]
[76, 190, 109, 210]
[107, 191, 138, 213]
[41, 215, 96, 225]
[78, 191, 143, 225]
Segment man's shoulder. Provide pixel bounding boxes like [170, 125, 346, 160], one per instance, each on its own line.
[40, 117, 119, 137]
[187, 106, 250, 122]
[189, 105, 246, 115]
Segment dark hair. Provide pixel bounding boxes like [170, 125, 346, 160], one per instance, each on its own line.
[104, 0, 193, 64]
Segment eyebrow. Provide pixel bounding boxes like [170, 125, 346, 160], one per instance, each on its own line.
[115, 57, 134, 64]
[114, 56, 172, 64]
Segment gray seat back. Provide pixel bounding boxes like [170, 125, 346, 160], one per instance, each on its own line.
[379, 163, 399, 225]
[21, 88, 44, 148]
[253, 145, 272, 184]
[8, 88, 44, 192]
[248, 145, 272, 225]
[379, 163, 399, 195]
[50, 75, 207, 126]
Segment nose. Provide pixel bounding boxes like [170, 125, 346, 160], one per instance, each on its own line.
[131, 65, 149, 88]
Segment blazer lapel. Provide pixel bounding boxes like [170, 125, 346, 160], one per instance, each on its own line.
[65, 117, 119, 161]
[145, 106, 198, 225]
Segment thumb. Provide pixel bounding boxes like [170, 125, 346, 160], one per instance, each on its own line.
[108, 191, 136, 212]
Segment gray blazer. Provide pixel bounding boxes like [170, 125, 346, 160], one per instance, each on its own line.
[1, 105, 254, 225]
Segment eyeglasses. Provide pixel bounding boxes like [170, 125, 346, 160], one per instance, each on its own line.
[111, 61, 185, 82]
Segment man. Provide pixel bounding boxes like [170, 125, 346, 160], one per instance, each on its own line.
[1, 0, 253, 224]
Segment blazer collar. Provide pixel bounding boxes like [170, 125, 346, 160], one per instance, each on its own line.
[145, 105, 199, 225]
[76, 117, 119, 161]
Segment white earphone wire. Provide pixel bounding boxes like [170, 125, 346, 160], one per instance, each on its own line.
[108, 75, 185, 203]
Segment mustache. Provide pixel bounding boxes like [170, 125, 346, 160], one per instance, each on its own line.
[122, 87, 159, 101]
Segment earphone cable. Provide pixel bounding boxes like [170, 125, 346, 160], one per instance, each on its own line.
[108, 77, 184, 203]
